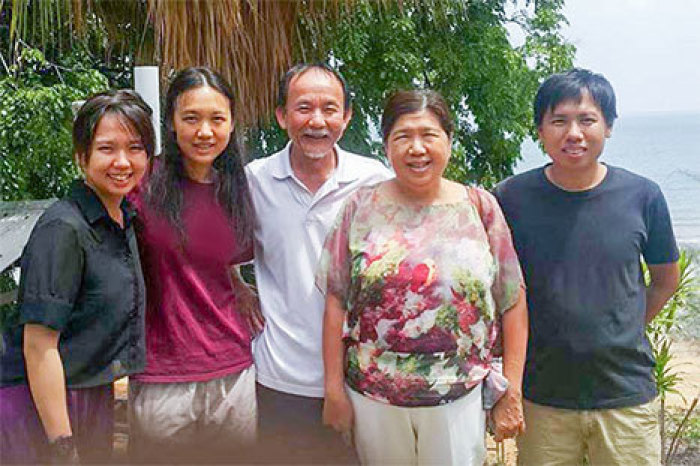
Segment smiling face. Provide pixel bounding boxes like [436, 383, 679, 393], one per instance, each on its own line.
[386, 109, 451, 195]
[172, 85, 233, 175]
[538, 91, 612, 174]
[79, 113, 147, 208]
[275, 68, 351, 162]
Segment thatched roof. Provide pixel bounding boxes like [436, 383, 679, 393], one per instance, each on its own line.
[5, 0, 445, 126]
[146, 0, 427, 126]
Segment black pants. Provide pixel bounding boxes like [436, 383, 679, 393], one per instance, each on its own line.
[253, 384, 358, 464]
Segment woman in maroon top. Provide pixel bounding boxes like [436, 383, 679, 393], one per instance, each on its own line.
[129, 67, 261, 463]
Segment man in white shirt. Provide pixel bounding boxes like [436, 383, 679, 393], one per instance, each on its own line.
[246, 63, 392, 462]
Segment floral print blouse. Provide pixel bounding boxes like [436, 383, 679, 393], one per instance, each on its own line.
[317, 184, 523, 407]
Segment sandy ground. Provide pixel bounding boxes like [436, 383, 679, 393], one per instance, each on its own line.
[666, 338, 700, 409]
[113, 338, 699, 465]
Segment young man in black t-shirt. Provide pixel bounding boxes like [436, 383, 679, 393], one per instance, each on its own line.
[494, 69, 679, 465]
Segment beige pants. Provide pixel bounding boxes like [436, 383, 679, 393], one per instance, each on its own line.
[128, 366, 257, 462]
[517, 398, 661, 466]
[348, 385, 486, 465]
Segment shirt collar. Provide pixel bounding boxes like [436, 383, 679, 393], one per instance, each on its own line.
[69, 180, 135, 227]
[270, 141, 361, 184]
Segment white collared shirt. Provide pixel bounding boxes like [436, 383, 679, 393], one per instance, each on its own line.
[246, 142, 393, 397]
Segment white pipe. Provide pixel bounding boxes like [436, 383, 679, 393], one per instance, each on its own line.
[134, 66, 161, 154]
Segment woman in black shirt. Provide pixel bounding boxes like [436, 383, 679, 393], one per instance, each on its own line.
[0, 90, 155, 463]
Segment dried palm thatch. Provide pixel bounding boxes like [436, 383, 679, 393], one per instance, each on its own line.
[148, 0, 458, 126]
[5, 0, 461, 126]
[148, 0, 380, 125]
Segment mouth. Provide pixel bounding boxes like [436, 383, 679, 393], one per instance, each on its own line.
[107, 173, 133, 186]
[562, 146, 587, 156]
[406, 159, 432, 173]
[302, 130, 330, 141]
[193, 142, 215, 152]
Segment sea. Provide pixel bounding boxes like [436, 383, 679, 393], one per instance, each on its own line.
[514, 111, 700, 249]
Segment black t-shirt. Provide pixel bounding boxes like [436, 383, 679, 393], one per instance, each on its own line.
[0, 181, 146, 388]
[494, 165, 678, 409]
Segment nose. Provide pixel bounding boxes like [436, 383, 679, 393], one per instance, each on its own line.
[566, 121, 584, 140]
[308, 109, 326, 128]
[197, 121, 213, 138]
[409, 138, 427, 155]
[113, 149, 130, 168]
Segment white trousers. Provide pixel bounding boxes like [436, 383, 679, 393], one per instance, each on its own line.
[348, 384, 486, 466]
[128, 366, 257, 461]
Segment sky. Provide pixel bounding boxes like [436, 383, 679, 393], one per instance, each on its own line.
[560, 0, 700, 116]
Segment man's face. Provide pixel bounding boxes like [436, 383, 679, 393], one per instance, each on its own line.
[275, 68, 351, 161]
[538, 91, 611, 173]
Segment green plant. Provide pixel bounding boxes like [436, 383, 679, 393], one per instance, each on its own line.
[0, 45, 108, 201]
[645, 249, 700, 463]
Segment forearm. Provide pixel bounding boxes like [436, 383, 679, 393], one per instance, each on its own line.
[645, 285, 676, 323]
[501, 288, 528, 392]
[23, 324, 72, 441]
[645, 262, 680, 323]
[323, 293, 346, 395]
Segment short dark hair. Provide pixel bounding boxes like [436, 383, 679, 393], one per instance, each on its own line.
[381, 90, 454, 142]
[73, 89, 155, 163]
[277, 63, 352, 112]
[534, 68, 617, 128]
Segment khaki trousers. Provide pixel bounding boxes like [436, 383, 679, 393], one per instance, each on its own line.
[517, 398, 661, 466]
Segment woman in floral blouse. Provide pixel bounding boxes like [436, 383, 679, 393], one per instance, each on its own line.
[317, 90, 528, 465]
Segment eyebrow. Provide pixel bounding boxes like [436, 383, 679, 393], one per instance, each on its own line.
[393, 125, 442, 132]
[179, 107, 228, 114]
[93, 136, 143, 143]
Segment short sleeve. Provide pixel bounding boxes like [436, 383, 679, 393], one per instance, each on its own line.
[315, 194, 360, 302]
[643, 186, 679, 264]
[474, 187, 524, 315]
[18, 219, 84, 331]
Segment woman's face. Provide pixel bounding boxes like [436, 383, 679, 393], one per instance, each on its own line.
[172, 85, 233, 174]
[80, 113, 148, 207]
[385, 109, 451, 193]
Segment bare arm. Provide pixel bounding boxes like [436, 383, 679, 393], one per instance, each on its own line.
[322, 292, 353, 433]
[645, 262, 680, 324]
[491, 287, 528, 441]
[502, 287, 528, 392]
[230, 265, 264, 337]
[23, 324, 71, 441]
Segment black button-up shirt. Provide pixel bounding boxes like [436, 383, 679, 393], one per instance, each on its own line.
[0, 181, 146, 388]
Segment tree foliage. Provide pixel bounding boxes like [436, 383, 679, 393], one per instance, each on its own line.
[0, 0, 575, 200]
[0, 46, 108, 200]
[249, 0, 574, 187]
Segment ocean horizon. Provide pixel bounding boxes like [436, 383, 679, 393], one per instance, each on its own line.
[515, 111, 700, 249]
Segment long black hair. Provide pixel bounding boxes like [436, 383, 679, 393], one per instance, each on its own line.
[144, 67, 254, 248]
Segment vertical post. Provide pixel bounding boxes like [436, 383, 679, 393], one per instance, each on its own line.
[134, 66, 161, 154]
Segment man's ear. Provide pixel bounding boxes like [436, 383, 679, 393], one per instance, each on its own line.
[275, 106, 287, 130]
[605, 126, 612, 138]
